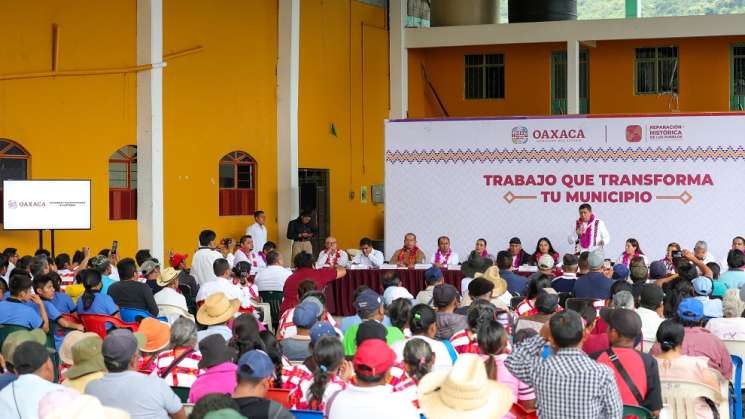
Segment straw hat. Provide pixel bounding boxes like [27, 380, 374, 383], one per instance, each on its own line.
[59, 331, 99, 365]
[474, 266, 508, 298]
[197, 292, 240, 326]
[418, 353, 513, 419]
[138, 318, 171, 353]
[156, 267, 181, 287]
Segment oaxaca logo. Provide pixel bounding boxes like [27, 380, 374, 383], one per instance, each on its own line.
[11, 201, 46, 208]
[511, 126, 529, 144]
[531, 128, 585, 140]
[7, 200, 17, 209]
[626, 125, 643, 142]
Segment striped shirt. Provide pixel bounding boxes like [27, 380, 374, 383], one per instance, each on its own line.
[282, 363, 313, 391]
[58, 269, 76, 291]
[151, 348, 204, 387]
[450, 330, 480, 355]
[289, 373, 347, 411]
[392, 377, 421, 413]
[276, 309, 340, 340]
[515, 299, 538, 317]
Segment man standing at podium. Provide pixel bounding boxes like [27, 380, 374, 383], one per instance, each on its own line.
[568, 203, 610, 253]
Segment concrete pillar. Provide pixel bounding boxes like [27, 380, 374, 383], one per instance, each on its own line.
[567, 39, 580, 115]
[276, 0, 300, 262]
[389, 0, 408, 119]
[136, 0, 165, 260]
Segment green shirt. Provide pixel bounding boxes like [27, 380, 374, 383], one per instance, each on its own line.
[342, 323, 405, 356]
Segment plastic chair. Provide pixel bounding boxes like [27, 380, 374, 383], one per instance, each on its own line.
[660, 379, 723, 418]
[259, 291, 283, 330]
[723, 340, 745, 387]
[79, 314, 139, 339]
[640, 339, 655, 353]
[622, 404, 654, 418]
[119, 307, 168, 323]
[256, 302, 273, 333]
[157, 304, 195, 324]
[730, 355, 743, 419]
[266, 388, 292, 408]
[171, 386, 190, 403]
[290, 410, 323, 419]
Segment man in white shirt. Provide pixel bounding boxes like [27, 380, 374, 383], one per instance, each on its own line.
[0, 340, 65, 419]
[315, 236, 349, 269]
[636, 284, 665, 342]
[254, 251, 291, 292]
[351, 238, 385, 268]
[246, 210, 268, 252]
[568, 203, 610, 253]
[431, 236, 460, 268]
[154, 267, 189, 317]
[233, 235, 261, 274]
[195, 258, 243, 305]
[191, 230, 223, 286]
[2, 248, 19, 283]
[694, 240, 717, 265]
[327, 339, 418, 419]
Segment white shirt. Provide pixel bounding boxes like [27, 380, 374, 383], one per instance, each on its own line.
[246, 223, 268, 252]
[197, 325, 233, 343]
[191, 247, 223, 286]
[0, 374, 65, 419]
[3, 262, 13, 282]
[616, 253, 650, 267]
[315, 249, 349, 269]
[430, 250, 460, 266]
[636, 306, 664, 342]
[391, 336, 455, 372]
[233, 248, 262, 274]
[195, 277, 242, 303]
[705, 317, 745, 340]
[327, 384, 419, 419]
[568, 217, 611, 252]
[351, 250, 385, 268]
[154, 287, 189, 313]
[109, 263, 120, 281]
[254, 265, 292, 292]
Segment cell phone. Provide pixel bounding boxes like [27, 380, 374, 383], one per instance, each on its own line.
[222, 238, 232, 246]
[603, 259, 612, 269]
[671, 251, 682, 259]
[111, 240, 119, 255]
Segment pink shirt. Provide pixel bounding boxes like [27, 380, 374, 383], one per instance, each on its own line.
[649, 327, 733, 379]
[479, 354, 535, 419]
[188, 362, 238, 403]
[656, 355, 716, 419]
[705, 317, 745, 341]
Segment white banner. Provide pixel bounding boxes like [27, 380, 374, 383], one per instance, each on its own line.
[3, 180, 91, 230]
[384, 114, 745, 264]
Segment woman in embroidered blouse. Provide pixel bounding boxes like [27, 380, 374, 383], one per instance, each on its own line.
[289, 336, 351, 411]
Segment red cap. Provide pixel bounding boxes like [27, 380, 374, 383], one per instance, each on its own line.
[170, 253, 188, 268]
[353, 339, 396, 377]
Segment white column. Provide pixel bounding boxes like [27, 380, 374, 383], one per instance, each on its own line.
[277, 0, 300, 263]
[389, 0, 408, 119]
[567, 39, 580, 115]
[136, 0, 165, 260]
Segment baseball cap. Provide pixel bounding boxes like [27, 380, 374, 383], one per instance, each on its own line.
[140, 259, 160, 275]
[677, 297, 704, 322]
[310, 322, 338, 345]
[355, 320, 387, 346]
[301, 296, 324, 315]
[353, 339, 396, 377]
[612, 264, 629, 280]
[89, 255, 110, 271]
[588, 251, 604, 270]
[692, 276, 713, 296]
[424, 266, 444, 284]
[432, 284, 458, 308]
[600, 307, 642, 339]
[354, 289, 383, 316]
[169, 253, 188, 268]
[649, 260, 668, 279]
[538, 254, 555, 270]
[292, 300, 321, 329]
[237, 350, 275, 380]
[102, 329, 145, 370]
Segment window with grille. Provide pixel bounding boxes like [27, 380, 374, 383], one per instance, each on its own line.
[635, 46, 678, 94]
[108, 145, 137, 221]
[731, 45, 745, 110]
[219, 151, 257, 216]
[551, 50, 590, 114]
[464, 54, 505, 99]
[0, 139, 30, 223]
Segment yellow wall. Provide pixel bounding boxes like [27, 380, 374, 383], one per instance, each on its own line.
[409, 36, 745, 118]
[298, 1, 388, 250]
[0, 0, 138, 257]
[0, 1, 389, 262]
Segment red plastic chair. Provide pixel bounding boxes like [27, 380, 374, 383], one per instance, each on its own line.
[510, 403, 538, 419]
[265, 388, 292, 408]
[79, 314, 139, 339]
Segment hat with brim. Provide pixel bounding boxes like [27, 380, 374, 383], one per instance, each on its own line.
[2, 329, 54, 363]
[197, 292, 240, 326]
[474, 266, 508, 298]
[64, 336, 105, 380]
[157, 267, 181, 287]
[461, 253, 493, 278]
[198, 334, 238, 369]
[418, 353, 513, 419]
[138, 317, 171, 353]
[59, 331, 100, 365]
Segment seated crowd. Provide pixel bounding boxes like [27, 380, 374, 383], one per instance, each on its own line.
[0, 228, 745, 419]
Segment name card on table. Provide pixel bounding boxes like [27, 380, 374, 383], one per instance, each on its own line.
[380, 264, 399, 270]
[349, 264, 369, 270]
[414, 264, 433, 270]
[517, 265, 538, 273]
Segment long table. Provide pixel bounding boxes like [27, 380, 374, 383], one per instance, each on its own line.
[324, 268, 464, 316]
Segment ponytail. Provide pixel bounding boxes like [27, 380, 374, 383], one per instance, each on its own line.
[79, 269, 102, 311]
[484, 355, 498, 380]
[229, 314, 265, 359]
[477, 319, 507, 381]
[258, 330, 283, 388]
[309, 365, 331, 410]
[308, 336, 343, 409]
[403, 338, 434, 382]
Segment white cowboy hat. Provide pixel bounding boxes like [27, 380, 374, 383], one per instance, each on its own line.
[474, 266, 508, 298]
[418, 353, 513, 419]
